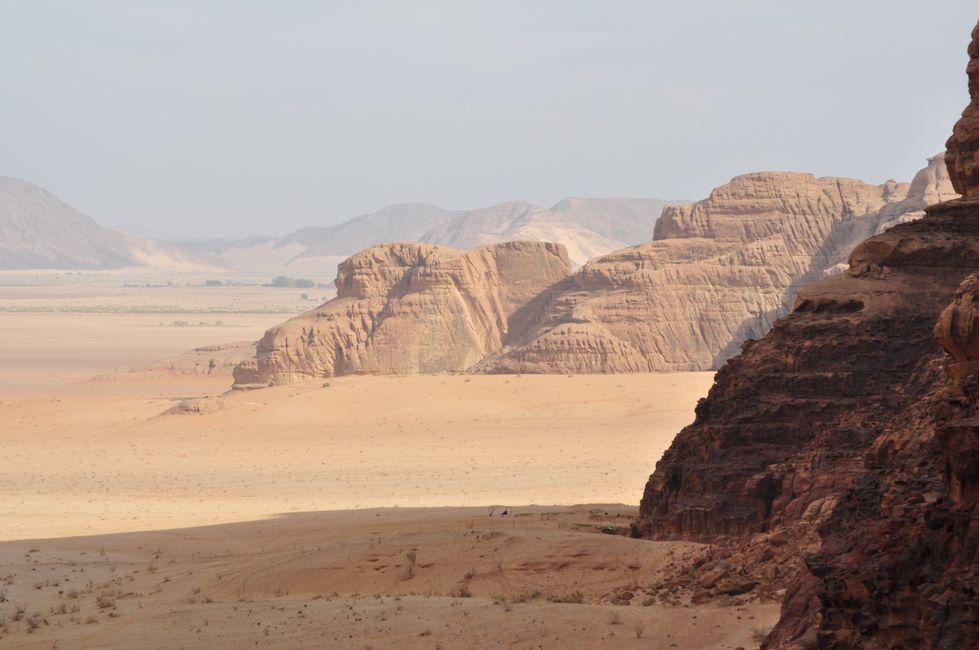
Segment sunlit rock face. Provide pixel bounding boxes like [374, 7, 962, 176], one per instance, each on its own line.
[232, 240, 570, 387]
[481, 157, 953, 374]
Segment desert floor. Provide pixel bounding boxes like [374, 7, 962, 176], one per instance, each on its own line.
[0, 507, 778, 649]
[0, 273, 779, 648]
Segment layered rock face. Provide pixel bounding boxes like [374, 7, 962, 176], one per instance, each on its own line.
[232, 241, 570, 387]
[481, 158, 952, 373]
[947, 22, 979, 200]
[635, 21, 979, 649]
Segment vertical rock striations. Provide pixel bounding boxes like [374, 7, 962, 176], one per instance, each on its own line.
[232, 241, 570, 387]
[635, 20, 979, 649]
[481, 159, 952, 373]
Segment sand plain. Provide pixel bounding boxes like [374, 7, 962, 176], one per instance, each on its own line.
[0, 273, 781, 648]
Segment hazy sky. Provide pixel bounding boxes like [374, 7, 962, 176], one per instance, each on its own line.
[1, 1, 975, 239]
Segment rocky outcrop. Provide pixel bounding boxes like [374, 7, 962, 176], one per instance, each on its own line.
[232, 241, 570, 387]
[481, 158, 953, 373]
[634, 21, 979, 649]
[946, 22, 979, 200]
[144, 341, 256, 377]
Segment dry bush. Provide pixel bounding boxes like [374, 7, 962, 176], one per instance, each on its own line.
[96, 593, 116, 610]
[633, 621, 645, 638]
[548, 591, 584, 604]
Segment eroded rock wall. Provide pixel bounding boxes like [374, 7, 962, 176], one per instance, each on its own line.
[635, 21, 979, 649]
[482, 160, 952, 373]
[232, 241, 570, 387]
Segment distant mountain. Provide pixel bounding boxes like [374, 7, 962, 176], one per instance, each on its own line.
[177, 203, 460, 274]
[203, 198, 675, 272]
[0, 177, 225, 271]
[288, 203, 461, 257]
[549, 197, 675, 244]
[420, 198, 673, 266]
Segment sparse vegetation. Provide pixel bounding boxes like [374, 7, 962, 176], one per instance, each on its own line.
[265, 276, 315, 289]
[549, 591, 584, 604]
[404, 551, 417, 579]
[633, 621, 646, 639]
[510, 590, 541, 603]
[96, 593, 116, 610]
[26, 613, 44, 632]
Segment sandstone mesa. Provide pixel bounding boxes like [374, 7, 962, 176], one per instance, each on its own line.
[232, 241, 570, 388]
[236, 156, 954, 384]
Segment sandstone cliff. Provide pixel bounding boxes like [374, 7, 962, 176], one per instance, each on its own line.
[481, 157, 952, 373]
[232, 241, 570, 387]
[634, 21, 979, 649]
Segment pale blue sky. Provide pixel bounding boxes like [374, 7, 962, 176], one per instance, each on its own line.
[1, 1, 975, 238]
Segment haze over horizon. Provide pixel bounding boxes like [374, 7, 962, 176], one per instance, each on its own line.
[1, 0, 974, 239]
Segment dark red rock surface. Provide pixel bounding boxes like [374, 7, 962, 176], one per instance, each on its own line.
[947, 22, 979, 201]
[634, 21, 979, 649]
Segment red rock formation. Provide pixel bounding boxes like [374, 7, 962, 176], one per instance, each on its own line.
[947, 22, 979, 200]
[635, 20, 979, 649]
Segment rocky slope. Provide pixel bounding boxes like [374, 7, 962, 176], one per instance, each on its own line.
[634, 21, 979, 649]
[481, 156, 953, 373]
[0, 177, 224, 270]
[232, 241, 570, 387]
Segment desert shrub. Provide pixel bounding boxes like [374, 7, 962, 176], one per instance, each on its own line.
[26, 613, 44, 632]
[96, 593, 115, 610]
[633, 621, 645, 638]
[548, 591, 583, 604]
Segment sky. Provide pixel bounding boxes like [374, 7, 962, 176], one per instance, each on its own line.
[0, 1, 976, 239]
